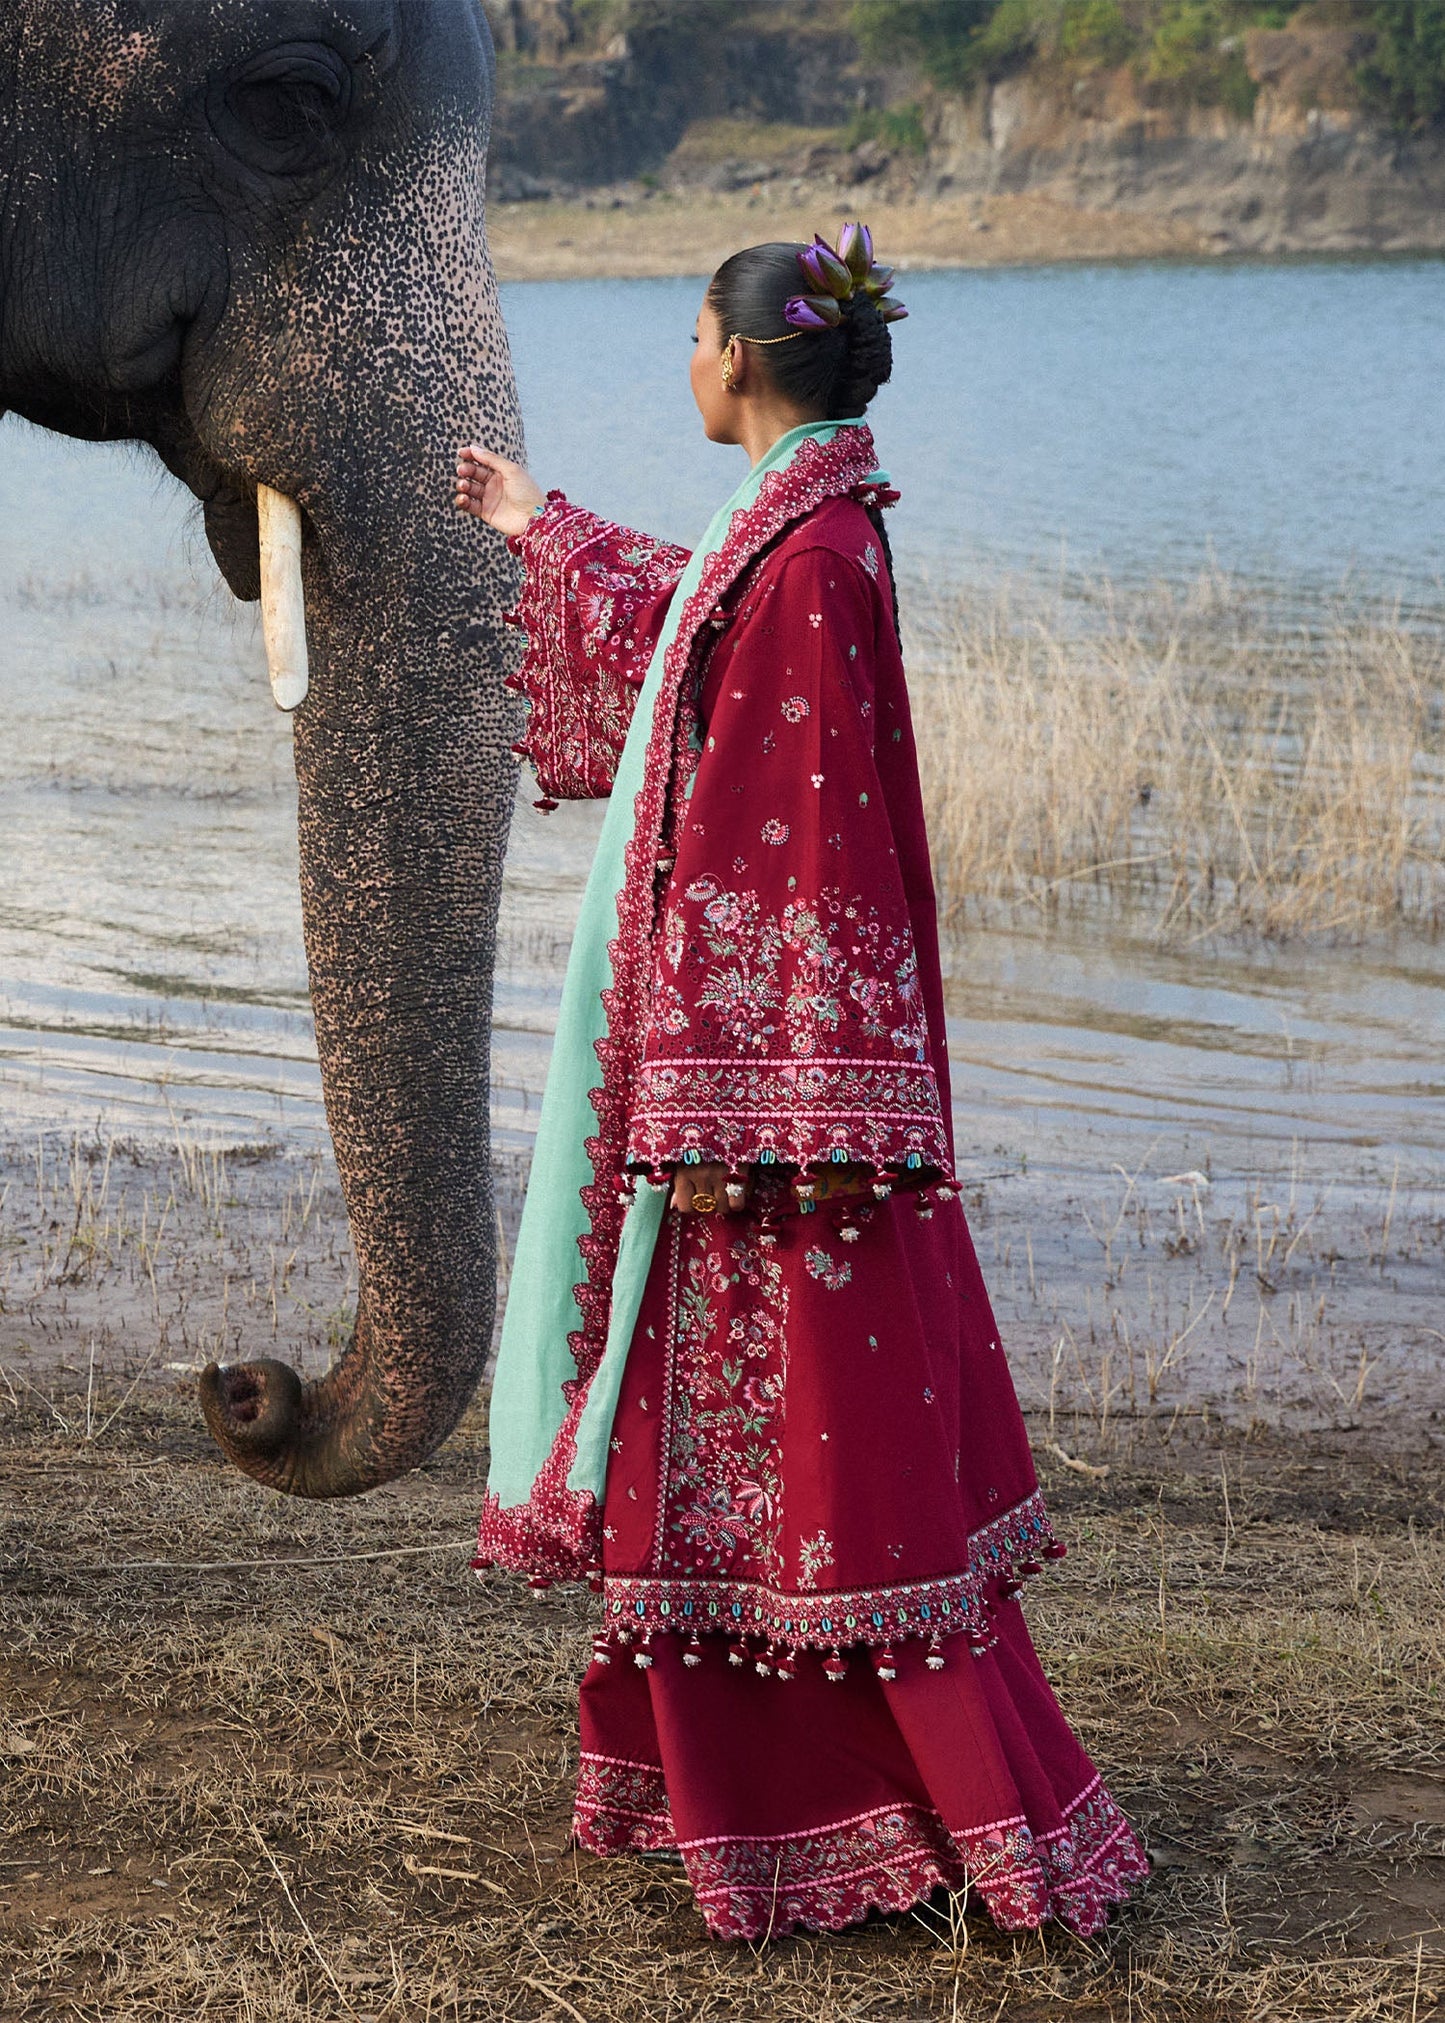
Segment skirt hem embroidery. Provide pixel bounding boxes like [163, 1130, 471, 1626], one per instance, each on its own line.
[573, 1755, 1150, 1942]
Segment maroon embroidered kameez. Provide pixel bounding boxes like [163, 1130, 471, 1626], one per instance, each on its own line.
[477, 427, 1149, 1940]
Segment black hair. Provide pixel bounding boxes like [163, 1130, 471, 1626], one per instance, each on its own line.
[707, 240, 901, 641]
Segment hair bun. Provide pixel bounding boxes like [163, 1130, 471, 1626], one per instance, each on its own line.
[705, 237, 896, 422]
[833, 294, 893, 420]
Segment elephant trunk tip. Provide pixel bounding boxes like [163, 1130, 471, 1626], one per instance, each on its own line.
[200, 1356, 347, 1498]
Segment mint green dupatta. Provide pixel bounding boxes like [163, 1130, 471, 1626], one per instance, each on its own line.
[484, 421, 871, 1528]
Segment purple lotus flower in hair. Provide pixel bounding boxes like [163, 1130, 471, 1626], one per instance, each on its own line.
[838, 221, 874, 281]
[785, 293, 844, 330]
[878, 296, 909, 323]
[798, 238, 853, 301]
[861, 262, 896, 300]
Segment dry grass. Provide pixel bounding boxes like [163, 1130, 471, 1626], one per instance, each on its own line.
[908, 579, 1445, 942]
[0, 1130, 529, 1425]
[960, 1150, 1445, 1449]
[0, 1130, 358, 1404]
[2, 1375, 1441, 2023]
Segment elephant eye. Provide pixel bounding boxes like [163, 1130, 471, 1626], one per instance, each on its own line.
[211, 43, 353, 176]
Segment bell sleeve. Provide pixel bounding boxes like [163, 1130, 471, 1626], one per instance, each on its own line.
[505, 494, 690, 804]
[625, 543, 954, 1180]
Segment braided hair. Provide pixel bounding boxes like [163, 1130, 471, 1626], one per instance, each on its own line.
[706, 241, 901, 641]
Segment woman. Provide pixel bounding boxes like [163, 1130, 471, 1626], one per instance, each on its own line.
[456, 228, 1149, 1943]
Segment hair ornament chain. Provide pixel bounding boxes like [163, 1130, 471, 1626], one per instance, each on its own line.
[720, 327, 806, 389]
[784, 222, 908, 331]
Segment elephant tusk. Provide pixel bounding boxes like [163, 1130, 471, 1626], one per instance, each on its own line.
[256, 485, 309, 712]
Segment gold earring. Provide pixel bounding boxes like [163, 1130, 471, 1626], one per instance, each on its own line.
[720, 337, 737, 391]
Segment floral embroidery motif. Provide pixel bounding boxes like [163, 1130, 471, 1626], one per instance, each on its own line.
[628, 1060, 947, 1177]
[808, 612, 823, 629]
[862, 541, 880, 578]
[804, 1245, 852, 1291]
[781, 696, 810, 722]
[663, 1230, 789, 1581]
[797, 1529, 836, 1589]
[650, 984, 690, 1035]
[574, 1753, 674, 1854]
[656, 878, 929, 1067]
[760, 819, 790, 846]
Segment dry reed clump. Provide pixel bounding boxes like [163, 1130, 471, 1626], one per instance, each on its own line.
[907, 579, 1445, 941]
[2, 1379, 1441, 2023]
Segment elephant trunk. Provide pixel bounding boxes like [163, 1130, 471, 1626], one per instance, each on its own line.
[199, 176, 522, 1494]
[201, 506, 517, 1495]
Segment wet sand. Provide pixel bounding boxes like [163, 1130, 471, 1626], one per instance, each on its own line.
[4, 1103, 1439, 1462]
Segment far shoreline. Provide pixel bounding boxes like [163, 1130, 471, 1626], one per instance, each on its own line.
[486, 185, 1216, 284]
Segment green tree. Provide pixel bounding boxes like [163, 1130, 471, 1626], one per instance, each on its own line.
[849, 0, 1000, 84]
[853, 0, 1138, 84]
[1144, 0, 1259, 113]
[572, 0, 745, 46]
[846, 100, 933, 149]
[966, 0, 1055, 73]
[1060, 0, 1136, 66]
[1360, 0, 1445, 127]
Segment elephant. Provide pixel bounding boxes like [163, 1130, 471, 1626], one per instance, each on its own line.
[1, 0, 525, 1496]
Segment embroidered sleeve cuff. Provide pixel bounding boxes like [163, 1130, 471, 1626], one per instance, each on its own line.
[505, 488, 574, 563]
[501, 499, 686, 802]
[624, 1057, 954, 1179]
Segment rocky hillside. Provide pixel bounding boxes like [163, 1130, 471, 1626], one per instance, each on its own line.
[481, 0, 1445, 253]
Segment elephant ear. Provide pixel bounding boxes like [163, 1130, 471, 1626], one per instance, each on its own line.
[203, 490, 261, 601]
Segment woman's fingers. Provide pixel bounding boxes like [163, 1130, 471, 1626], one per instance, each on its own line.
[665, 1164, 877, 1217]
[670, 1163, 750, 1214]
[454, 470, 497, 519]
[453, 457, 489, 517]
[452, 446, 546, 535]
[670, 1165, 712, 1214]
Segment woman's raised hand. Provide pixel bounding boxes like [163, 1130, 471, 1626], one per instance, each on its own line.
[454, 446, 546, 537]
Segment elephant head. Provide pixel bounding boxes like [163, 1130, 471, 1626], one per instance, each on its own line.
[0, 0, 524, 1495]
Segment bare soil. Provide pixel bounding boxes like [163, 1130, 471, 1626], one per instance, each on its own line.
[1, 1133, 1442, 2020]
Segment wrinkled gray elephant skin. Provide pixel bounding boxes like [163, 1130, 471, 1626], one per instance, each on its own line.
[0, 1, 524, 1496]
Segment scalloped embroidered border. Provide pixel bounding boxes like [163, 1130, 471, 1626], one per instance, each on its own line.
[625, 1052, 952, 1178]
[574, 1759, 1150, 1941]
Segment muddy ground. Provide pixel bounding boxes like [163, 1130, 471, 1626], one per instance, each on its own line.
[1, 1132, 1442, 2020]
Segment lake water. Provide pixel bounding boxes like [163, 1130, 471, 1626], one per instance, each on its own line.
[3, 258, 1443, 1198]
[510, 260, 1445, 613]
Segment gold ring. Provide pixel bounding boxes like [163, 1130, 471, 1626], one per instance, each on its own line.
[690, 1191, 718, 1214]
